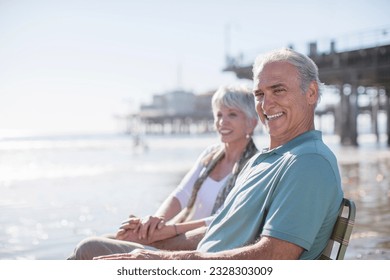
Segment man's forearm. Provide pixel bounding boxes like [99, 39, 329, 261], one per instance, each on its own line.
[159, 236, 303, 260]
[150, 226, 207, 251]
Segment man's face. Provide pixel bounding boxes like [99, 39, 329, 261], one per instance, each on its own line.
[253, 61, 317, 148]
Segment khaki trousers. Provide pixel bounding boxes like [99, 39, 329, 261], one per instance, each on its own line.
[67, 235, 156, 260]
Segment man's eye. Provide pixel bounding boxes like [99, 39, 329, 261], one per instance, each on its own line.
[255, 93, 264, 100]
[274, 88, 285, 94]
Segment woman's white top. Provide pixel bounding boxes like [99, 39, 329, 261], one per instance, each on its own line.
[169, 145, 228, 225]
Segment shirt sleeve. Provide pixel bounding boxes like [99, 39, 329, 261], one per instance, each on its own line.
[202, 215, 215, 226]
[202, 204, 223, 226]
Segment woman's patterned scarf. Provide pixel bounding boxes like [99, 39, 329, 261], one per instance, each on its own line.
[174, 138, 258, 222]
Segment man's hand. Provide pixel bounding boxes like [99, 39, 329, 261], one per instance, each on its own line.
[93, 249, 166, 260]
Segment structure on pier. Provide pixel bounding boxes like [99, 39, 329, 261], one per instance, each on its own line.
[223, 42, 390, 146]
[126, 89, 215, 134]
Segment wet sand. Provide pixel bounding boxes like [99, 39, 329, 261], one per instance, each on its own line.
[333, 139, 390, 259]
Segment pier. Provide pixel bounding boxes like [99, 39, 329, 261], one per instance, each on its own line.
[123, 27, 390, 146]
[223, 42, 390, 147]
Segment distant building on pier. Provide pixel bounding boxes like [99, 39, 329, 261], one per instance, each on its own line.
[129, 89, 215, 134]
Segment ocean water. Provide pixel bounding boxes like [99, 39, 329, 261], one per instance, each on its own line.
[0, 133, 215, 260]
[0, 132, 389, 260]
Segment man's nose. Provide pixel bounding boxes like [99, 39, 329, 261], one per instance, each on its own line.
[261, 94, 274, 112]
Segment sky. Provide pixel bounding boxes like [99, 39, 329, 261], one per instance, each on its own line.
[1, 0, 389, 137]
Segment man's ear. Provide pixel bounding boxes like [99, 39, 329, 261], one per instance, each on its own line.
[306, 81, 319, 105]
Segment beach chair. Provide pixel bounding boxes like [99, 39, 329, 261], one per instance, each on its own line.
[319, 198, 356, 260]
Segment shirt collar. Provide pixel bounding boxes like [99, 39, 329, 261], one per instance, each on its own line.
[261, 130, 322, 155]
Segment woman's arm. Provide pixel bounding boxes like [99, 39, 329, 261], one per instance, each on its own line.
[116, 218, 207, 244]
[153, 196, 182, 222]
[119, 146, 216, 240]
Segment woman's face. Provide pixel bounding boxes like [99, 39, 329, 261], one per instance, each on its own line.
[214, 104, 253, 144]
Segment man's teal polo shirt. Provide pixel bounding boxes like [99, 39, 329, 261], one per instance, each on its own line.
[197, 130, 343, 259]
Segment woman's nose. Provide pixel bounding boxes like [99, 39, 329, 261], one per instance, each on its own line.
[217, 116, 227, 126]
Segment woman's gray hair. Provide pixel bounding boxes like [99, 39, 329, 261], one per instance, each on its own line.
[253, 48, 322, 104]
[212, 85, 258, 120]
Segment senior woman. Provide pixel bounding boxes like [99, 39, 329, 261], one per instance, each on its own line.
[68, 85, 259, 259]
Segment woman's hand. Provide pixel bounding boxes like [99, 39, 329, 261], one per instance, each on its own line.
[134, 215, 166, 240]
[116, 224, 177, 244]
[118, 215, 141, 231]
[116, 227, 153, 244]
[116, 215, 166, 241]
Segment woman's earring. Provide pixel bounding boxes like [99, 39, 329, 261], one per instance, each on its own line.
[246, 134, 250, 139]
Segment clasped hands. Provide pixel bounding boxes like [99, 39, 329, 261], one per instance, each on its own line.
[115, 214, 175, 244]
